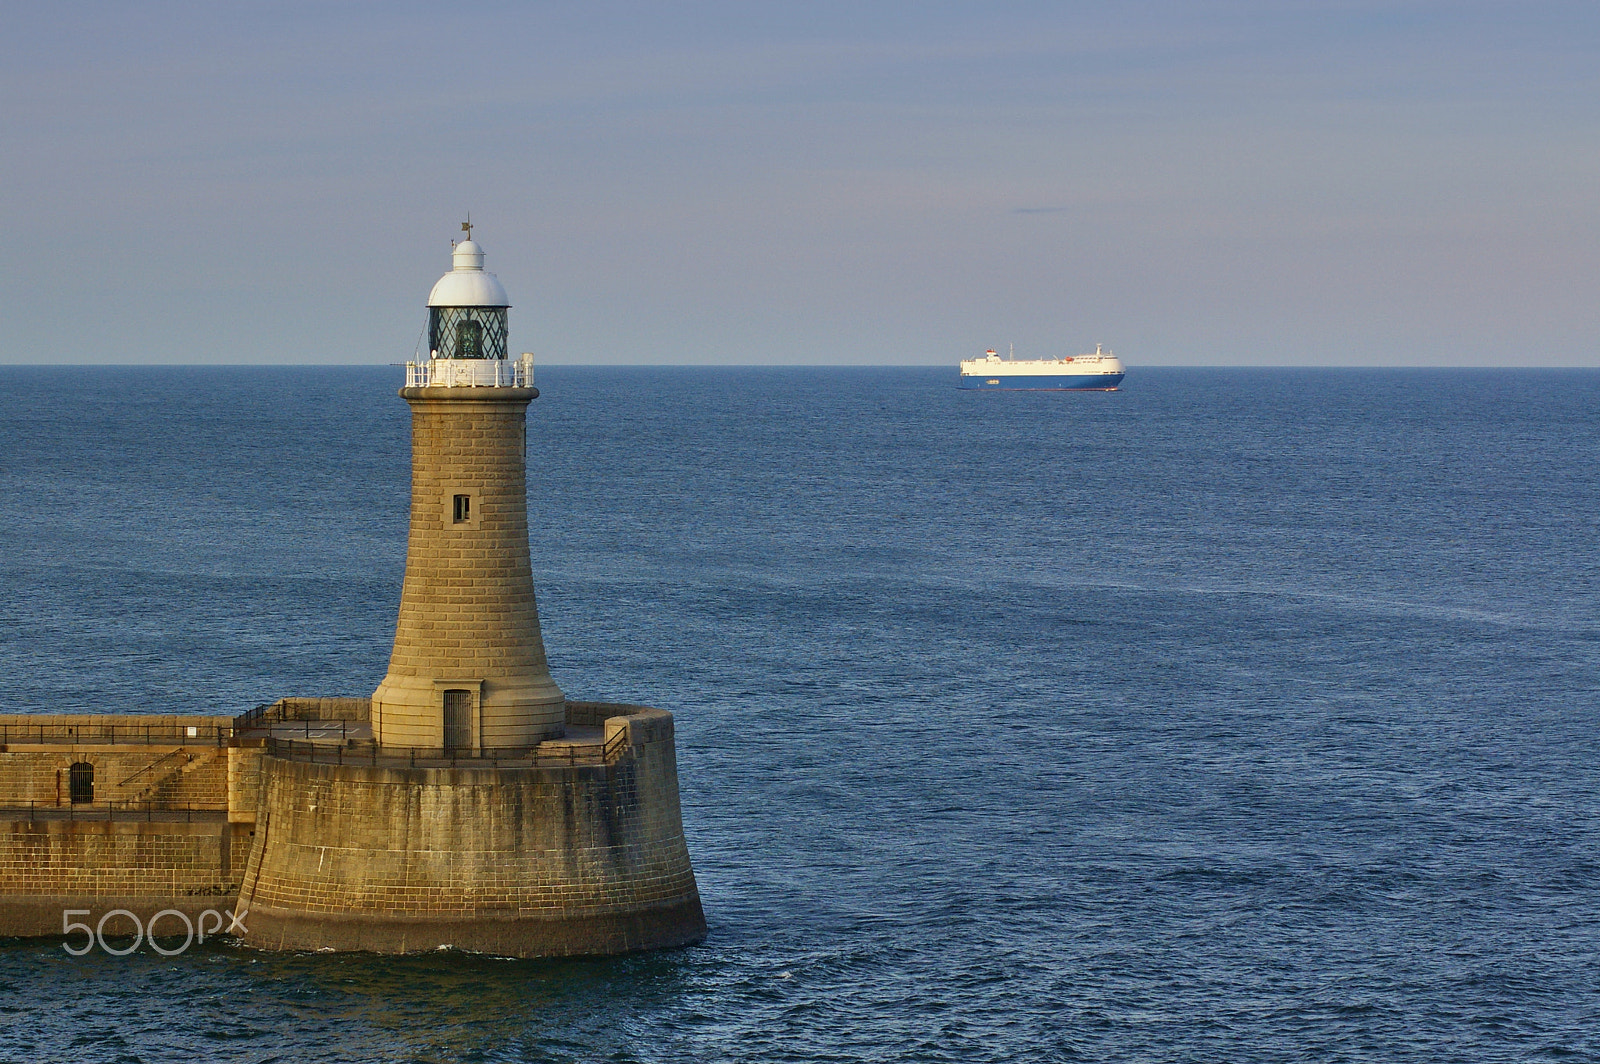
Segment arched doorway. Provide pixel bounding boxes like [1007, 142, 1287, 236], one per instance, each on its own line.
[69, 762, 94, 804]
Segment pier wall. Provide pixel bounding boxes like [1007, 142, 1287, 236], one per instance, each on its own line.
[0, 818, 250, 937]
[0, 714, 249, 936]
[238, 704, 705, 957]
[0, 703, 704, 957]
[0, 749, 230, 810]
[0, 714, 236, 810]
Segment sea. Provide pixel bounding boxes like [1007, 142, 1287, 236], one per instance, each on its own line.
[0, 365, 1597, 1063]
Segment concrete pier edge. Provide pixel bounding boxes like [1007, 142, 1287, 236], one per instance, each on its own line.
[237, 896, 706, 957]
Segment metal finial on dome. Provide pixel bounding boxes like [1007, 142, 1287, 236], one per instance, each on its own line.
[461, 216, 473, 240]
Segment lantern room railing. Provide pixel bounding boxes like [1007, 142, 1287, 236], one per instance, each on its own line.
[406, 353, 535, 389]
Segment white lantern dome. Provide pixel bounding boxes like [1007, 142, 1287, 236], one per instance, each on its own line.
[427, 239, 510, 308]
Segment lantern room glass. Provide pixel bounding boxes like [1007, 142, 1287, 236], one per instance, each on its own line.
[428, 307, 508, 360]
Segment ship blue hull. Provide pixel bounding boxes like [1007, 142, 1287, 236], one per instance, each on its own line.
[959, 373, 1124, 391]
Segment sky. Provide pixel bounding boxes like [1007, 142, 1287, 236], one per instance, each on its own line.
[1, 1, 1596, 366]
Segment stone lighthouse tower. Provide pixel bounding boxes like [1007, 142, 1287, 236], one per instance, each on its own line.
[232, 226, 707, 957]
[370, 226, 565, 751]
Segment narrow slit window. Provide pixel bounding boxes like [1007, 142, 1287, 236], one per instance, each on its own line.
[453, 494, 471, 523]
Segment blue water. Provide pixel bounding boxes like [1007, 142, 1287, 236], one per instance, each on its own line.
[0, 366, 1597, 1062]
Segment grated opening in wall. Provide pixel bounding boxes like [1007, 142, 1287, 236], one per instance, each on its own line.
[69, 762, 94, 803]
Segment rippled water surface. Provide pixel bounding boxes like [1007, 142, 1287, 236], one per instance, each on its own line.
[0, 366, 1597, 1062]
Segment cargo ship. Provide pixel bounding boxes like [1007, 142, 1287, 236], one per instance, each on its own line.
[959, 344, 1125, 390]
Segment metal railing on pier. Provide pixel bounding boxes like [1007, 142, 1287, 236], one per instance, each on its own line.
[233, 703, 272, 731]
[262, 729, 629, 771]
[0, 723, 231, 747]
[0, 801, 227, 823]
[239, 718, 352, 742]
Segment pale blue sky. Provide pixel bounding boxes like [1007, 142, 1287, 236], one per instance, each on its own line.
[2, 1, 1596, 365]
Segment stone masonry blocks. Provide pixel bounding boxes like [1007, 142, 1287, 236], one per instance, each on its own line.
[370, 387, 566, 750]
[238, 704, 706, 957]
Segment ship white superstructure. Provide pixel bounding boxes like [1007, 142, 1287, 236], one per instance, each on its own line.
[959, 345, 1125, 390]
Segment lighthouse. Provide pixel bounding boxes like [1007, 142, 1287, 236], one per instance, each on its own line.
[370, 225, 565, 751]
[228, 224, 707, 956]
